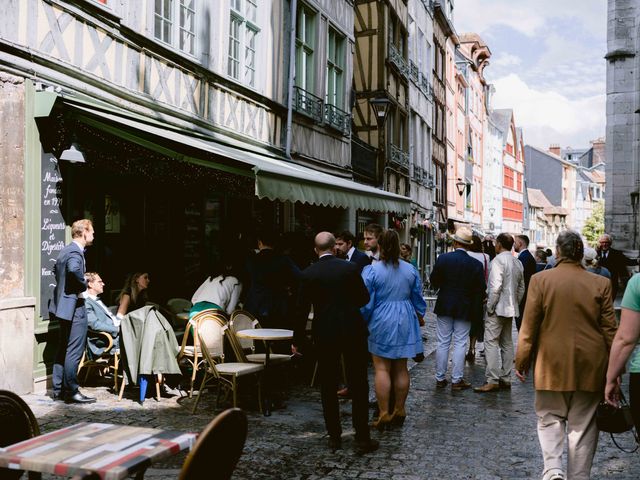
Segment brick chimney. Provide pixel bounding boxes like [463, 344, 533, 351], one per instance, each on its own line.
[591, 137, 605, 165]
[549, 144, 561, 156]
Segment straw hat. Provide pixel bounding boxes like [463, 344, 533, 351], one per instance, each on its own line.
[451, 226, 473, 245]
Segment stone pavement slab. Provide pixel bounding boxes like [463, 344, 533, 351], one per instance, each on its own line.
[17, 320, 640, 479]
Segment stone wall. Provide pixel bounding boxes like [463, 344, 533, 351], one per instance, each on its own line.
[606, 0, 640, 250]
[0, 298, 35, 394]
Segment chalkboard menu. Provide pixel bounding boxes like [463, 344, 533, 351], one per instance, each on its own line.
[40, 152, 66, 320]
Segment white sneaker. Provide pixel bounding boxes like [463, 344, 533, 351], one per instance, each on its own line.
[543, 470, 565, 480]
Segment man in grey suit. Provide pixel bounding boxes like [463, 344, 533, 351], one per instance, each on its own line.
[49, 219, 96, 404]
[85, 272, 120, 359]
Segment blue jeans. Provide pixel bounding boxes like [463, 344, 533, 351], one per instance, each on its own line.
[435, 315, 470, 383]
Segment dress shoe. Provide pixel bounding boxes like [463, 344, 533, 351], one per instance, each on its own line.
[354, 438, 380, 455]
[52, 392, 65, 402]
[435, 379, 448, 389]
[474, 382, 500, 393]
[327, 436, 342, 452]
[499, 380, 511, 390]
[65, 392, 96, 404]
[451, 379, 471, 391]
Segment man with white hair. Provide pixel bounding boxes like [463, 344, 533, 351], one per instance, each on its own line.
[597, 233, 638, 299]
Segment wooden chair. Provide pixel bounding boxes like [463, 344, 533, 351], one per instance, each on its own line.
[0, 390, 41, 480]
[166, 298, 192, 329]
[192, 332, 263, 414]
[229, 310, 291, 365]
[77, 331, 120, 391]
[178, 408, 247, 480]
[178, 309, 227, 398]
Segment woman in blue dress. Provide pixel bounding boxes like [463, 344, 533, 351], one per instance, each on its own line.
[361, 230, 427, 429]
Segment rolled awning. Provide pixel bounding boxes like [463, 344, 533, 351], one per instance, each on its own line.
[59, 95, 411, 213]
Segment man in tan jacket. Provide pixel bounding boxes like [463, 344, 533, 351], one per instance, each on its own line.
[515, 231, 617, 480]
[475, 233, 524, 393]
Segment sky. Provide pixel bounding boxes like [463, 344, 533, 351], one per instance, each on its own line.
[455, 0, 607, 150]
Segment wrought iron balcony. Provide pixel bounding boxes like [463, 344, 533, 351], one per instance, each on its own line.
[388, 43, 409, 78]
[410, 61, 419, 84]
[420, 75, 433, 98]
[324, 103, 351, 136]
[389, 144, 409, 169]
[413, 165, 424, 182]
[294, 86, 324, 123]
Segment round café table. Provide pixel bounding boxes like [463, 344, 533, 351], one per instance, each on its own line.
[236, 328, 293, 416]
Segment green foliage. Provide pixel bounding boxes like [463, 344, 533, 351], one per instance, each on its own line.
[582, 201, 605, 245]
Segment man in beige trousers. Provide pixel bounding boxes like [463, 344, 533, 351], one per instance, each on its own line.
[515, 230, 617, 480]
[475, 233, 524, 392]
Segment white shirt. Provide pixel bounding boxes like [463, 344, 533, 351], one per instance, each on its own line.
[346, 246, 356, 261]
[366, 250, 380, 264]
[191, 275, 242, 313]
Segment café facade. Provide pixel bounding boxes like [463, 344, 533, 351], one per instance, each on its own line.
[0, 0, 409, 393]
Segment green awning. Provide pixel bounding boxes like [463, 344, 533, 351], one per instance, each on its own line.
[60, 95, 411, 213]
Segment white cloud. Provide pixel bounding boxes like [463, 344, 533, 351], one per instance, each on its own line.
[492, 74, 605, 148]
[491, 52, 522, 68]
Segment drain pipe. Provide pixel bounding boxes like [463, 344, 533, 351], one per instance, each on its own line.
[285, 0, 297, 160]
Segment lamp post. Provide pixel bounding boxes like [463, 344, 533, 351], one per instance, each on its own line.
[455, 179, 466, 196]
[369, 97, 391, 188]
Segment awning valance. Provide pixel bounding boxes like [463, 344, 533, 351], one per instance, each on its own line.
[58, 95, 410, 213]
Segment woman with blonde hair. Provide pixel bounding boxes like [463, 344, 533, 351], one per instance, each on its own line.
[117, 272, 150, 317]
[361, 229, 427, 429]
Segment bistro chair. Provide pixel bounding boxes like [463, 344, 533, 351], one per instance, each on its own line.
[192, 333, 263, 414]
[0, 390, 41, 480]
[178, 309, 227, 398]
[229, 310, 291, 365]
[166, 298, 192, 329]
[77, 330, 120, 391]
[178, 408, 247, 480]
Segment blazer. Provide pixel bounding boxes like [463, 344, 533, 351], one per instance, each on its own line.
[430, 249, 486, 321]
[86, 297, 120, 359]
[48, 241, 87, 321]
[487, 251, 525, 318]
[518, 249, 537, 308]
[349, 248, 372, 272]
[295, 255, 370, 345]
[515, 259, 617, 392]
[598, 247, 637, 289]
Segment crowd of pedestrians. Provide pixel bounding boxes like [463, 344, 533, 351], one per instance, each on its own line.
[49, 216, 640, 478]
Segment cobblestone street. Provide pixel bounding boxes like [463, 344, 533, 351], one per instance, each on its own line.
[21, 323, 640, 479]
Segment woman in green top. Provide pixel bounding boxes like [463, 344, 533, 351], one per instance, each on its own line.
[605, 273, 640, 429]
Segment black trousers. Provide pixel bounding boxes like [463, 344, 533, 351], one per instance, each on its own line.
[52, 305, 88, 396]
[317, 334, 370, 441]
[630, 373, 640, 431]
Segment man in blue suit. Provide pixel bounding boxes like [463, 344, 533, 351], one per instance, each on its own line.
[49, 219, 96, 404]
[335, 230, 371, 272]
[85, 272, 120, 359]
[430, 227, 486, 390]
[515, 234, 537, 331]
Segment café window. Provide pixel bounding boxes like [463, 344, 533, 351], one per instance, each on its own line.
[228, 0, 259, 87]
[154, 0, 196, 56]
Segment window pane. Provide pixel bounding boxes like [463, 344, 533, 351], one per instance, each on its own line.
[246, 0, 257, 23]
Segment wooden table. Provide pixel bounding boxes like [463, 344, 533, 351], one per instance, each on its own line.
[0, 422, 196, 479]
[236, 328, 293, 416]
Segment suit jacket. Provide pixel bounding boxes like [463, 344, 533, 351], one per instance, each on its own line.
[515, 259, 617, 391]
[349, 248, 372, 272]
[430, 249, 486, 321]
[598, 247, 636, 291]
[518, 249, 537, 311]
[487, 252, 525, 318]
[295, 255, 370, 345]
[86, 297, 120, 359]
[48, 241, 87, 321]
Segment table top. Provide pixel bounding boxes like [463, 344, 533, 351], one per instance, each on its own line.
[0, 422, 196, 480]
[236, 328, 294, 341]
[176, 311, 190, 321]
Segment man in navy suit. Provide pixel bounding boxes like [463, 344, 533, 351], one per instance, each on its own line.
[49, 219, 96, 404]
[294, 232, 378, 455]
[335, 230, 371, 272]
[430, 227, 486, 390]
[85, 272, 120, 359]
[515, 234, 537, 331]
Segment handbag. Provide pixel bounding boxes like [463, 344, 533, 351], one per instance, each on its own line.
[596, 391, 639, 452]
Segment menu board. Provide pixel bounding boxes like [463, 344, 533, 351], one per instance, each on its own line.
[40, 152, 66, 320]
[183, 200, 203, 279]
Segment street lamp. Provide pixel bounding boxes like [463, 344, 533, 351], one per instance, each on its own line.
[369, 97, 392, 188]
[455, 179, 466, 197]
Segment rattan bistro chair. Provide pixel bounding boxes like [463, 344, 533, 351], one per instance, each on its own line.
[177, 309, 227, 397]
[192, 332, 263, 414]
[178, 408, 247, 480]
[229, 310, 291, 365]
[77, 331, 120, 391]
[0, 390, 41, 480]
